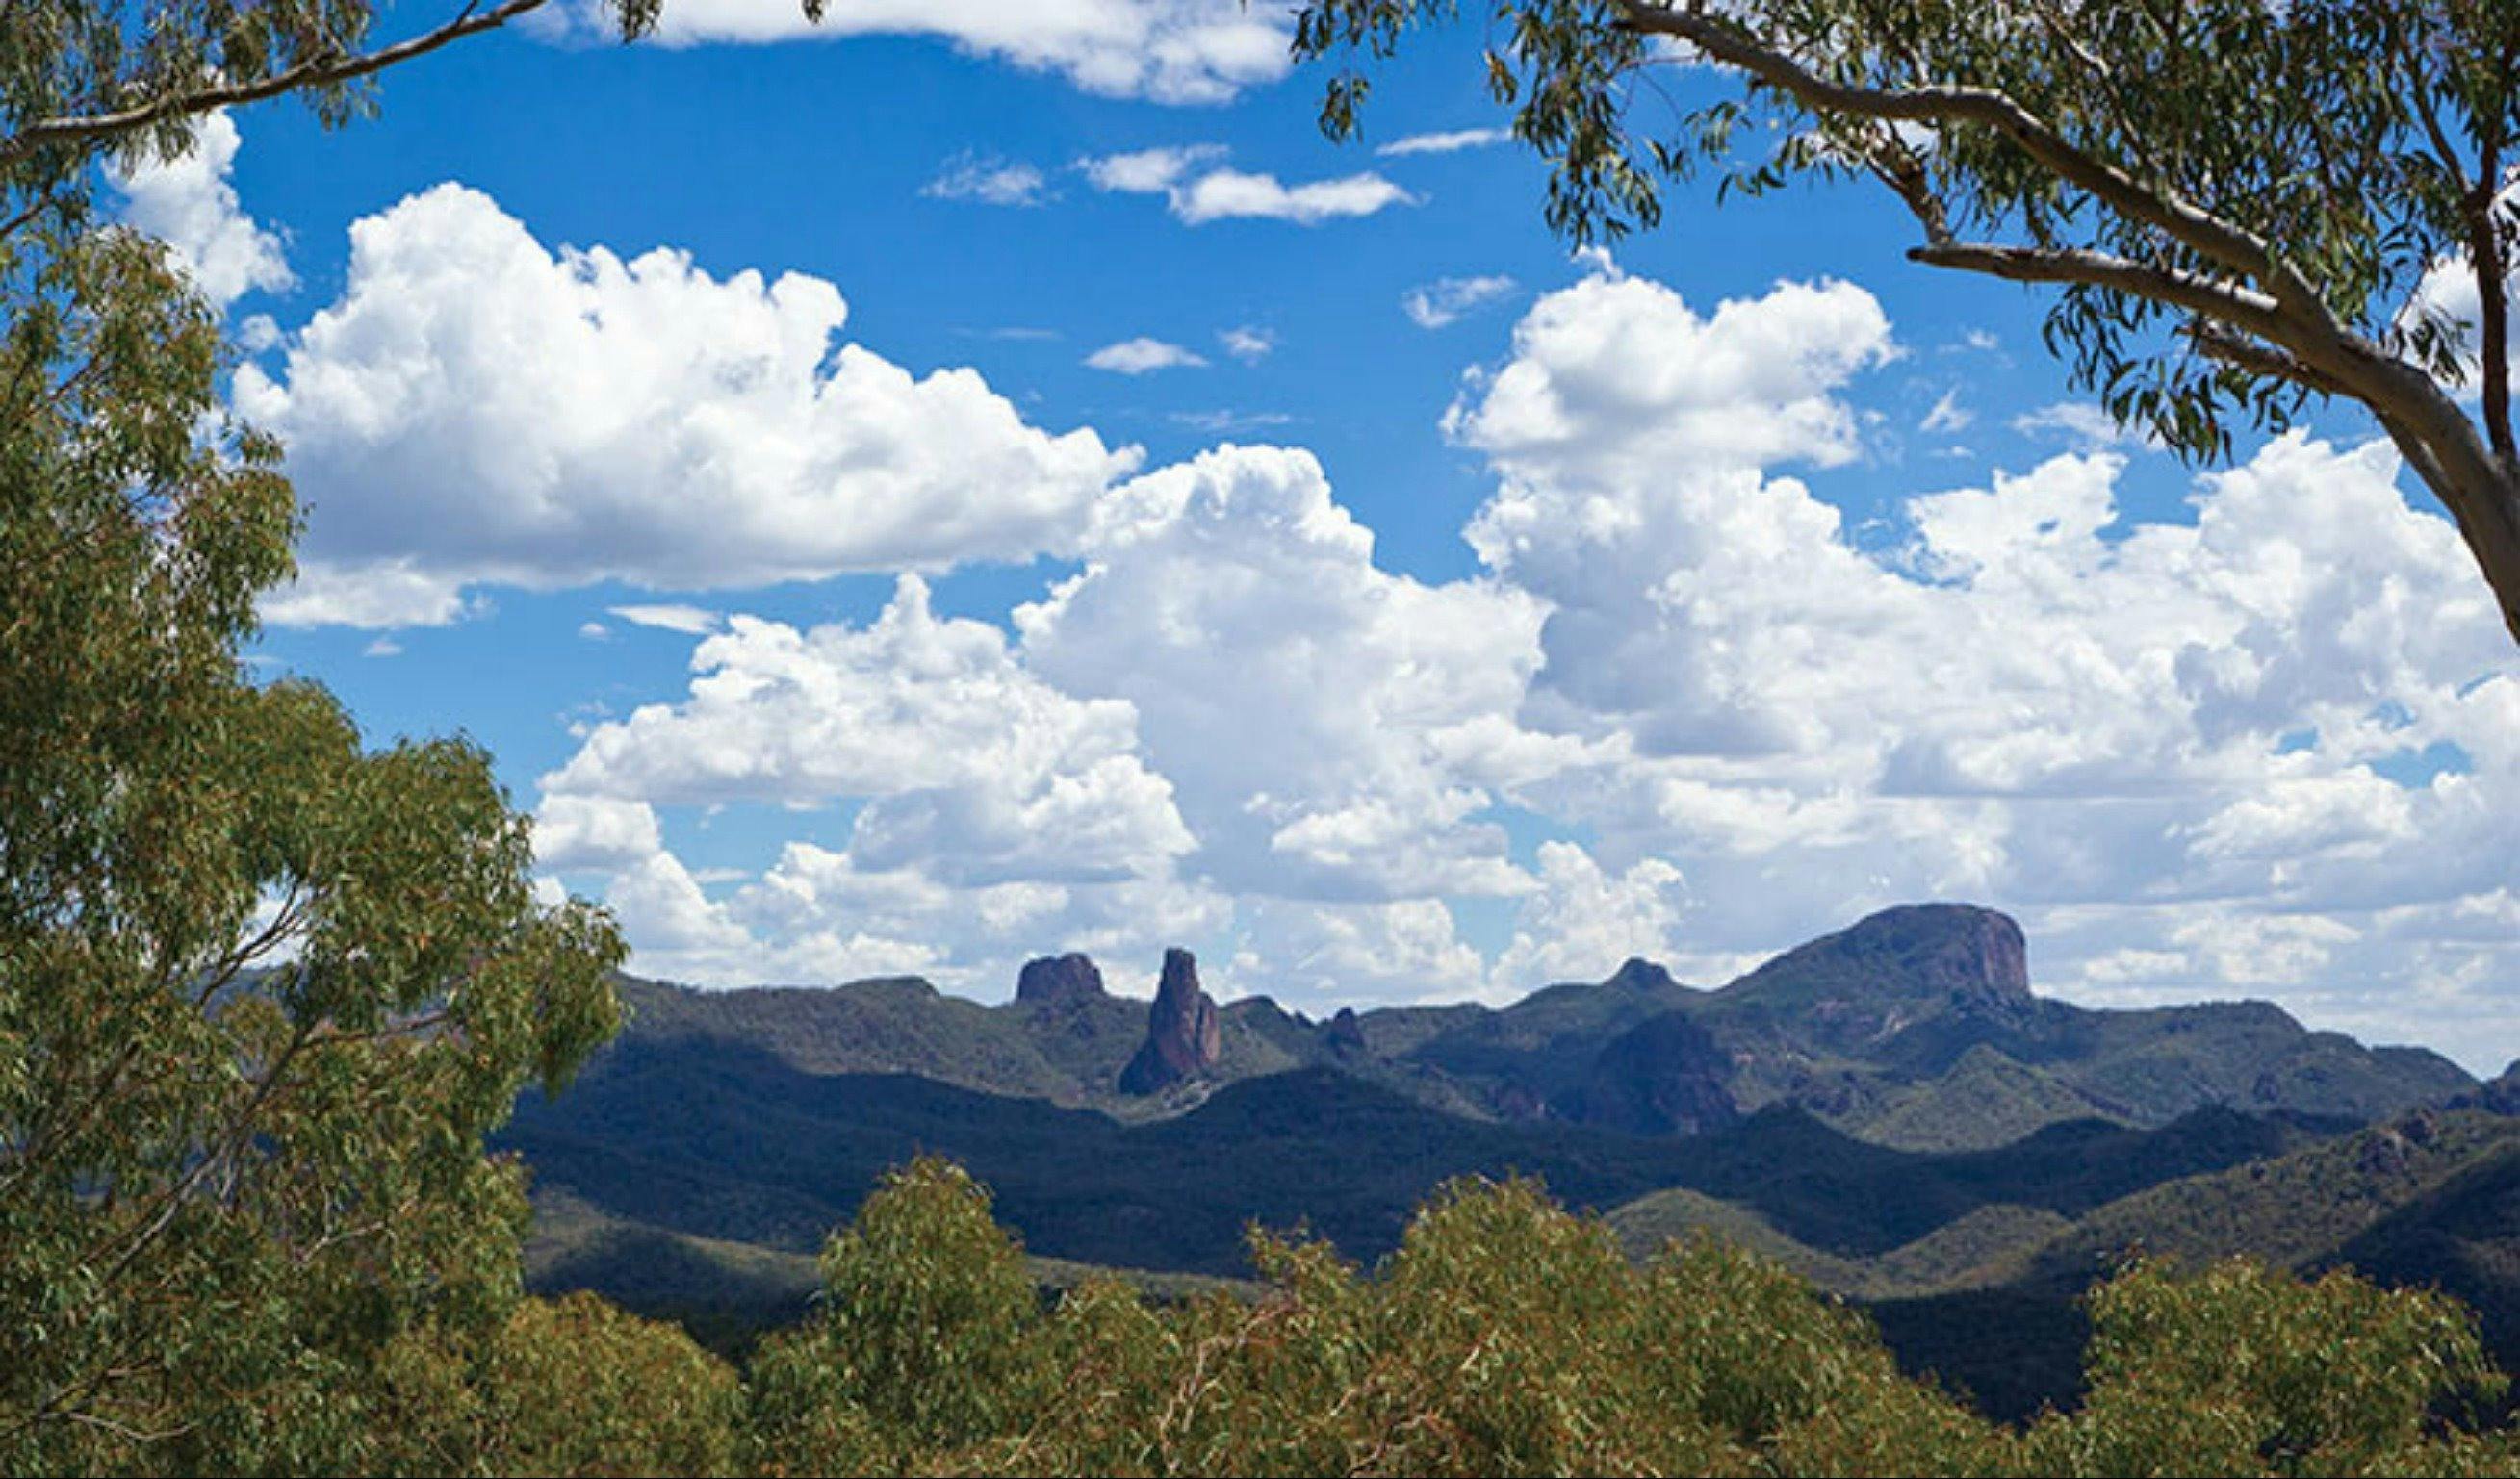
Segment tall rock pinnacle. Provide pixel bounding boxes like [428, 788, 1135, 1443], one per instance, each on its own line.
[1118, 948, 1222, 1095]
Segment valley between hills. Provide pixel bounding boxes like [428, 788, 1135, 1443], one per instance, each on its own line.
[501, 903, 2520, 1420]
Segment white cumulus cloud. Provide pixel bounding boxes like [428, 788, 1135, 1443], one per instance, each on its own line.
[110, 110, 293, 310]
[239, 184, 1136, 626]
[547, 574, 1195, 887]
[501, 255, 2513, 1065]
[1446, 269, 2517, 1062]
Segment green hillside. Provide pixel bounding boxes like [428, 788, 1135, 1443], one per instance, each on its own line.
[2016, 1109, 2520, 1290]
[1607, 1188, 2071, 1298]
[1839, 1044, 2116, 1151]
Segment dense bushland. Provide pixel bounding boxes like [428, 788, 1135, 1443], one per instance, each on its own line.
[727, 1159, 2519, 1479]
[35, 1155, 2497, 1477]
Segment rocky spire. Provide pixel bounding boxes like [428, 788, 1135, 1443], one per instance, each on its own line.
[1118, 948, 1222, 1095]
[1016, 952, 1106, 1008]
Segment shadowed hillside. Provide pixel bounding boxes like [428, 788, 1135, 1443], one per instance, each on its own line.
[503, 904, 2504, 1424]
[596, 904, 2470, 1152]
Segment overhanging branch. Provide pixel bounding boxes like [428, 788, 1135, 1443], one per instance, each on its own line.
[1613, 0, 2331, 319]
[0, 0, 553, 169]
[1906, 241, 2292, 342]
[2184, 321, 2349, 397]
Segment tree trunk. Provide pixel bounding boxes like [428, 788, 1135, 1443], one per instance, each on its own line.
[2425, 455, 2520, 648]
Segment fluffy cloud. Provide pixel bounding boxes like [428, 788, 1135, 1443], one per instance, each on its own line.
[1080, 145, 1225, 193]
[513, 252, 2512, 1064]
[1219, 325, 1276, 362]
[537, 0, 1294, 104]
[2011, 400, 2142, 448]
[1019, 445, 1552, 905]
[1171, 169, 1415, 225]
[1083, 145, 1416, 225]
[535, 794, 666, 872]
[1446, 268, 2516, 1061]
[548, 575, 1195, 886]
[1226, 898, 1489, 1003]
[536, 444, 1568, 1003]
[1919, 389, 1971, 434]
[239, 185, 1134, 626]
[110, 111, 293, 310]
[534, 577, 1231, 991]
[611, 840, 1231, 995]
[1490, 843, 1691, 993]
[1453, 272, 1896, 487]
[609, 603, 724, 635]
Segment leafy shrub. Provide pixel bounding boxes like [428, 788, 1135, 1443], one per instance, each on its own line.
[735, 1159, 2519, 1478]
[2028, 1257, 2510, 1477]
[372, 1293, 741, 1477]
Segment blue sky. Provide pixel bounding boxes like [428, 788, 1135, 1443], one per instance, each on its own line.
[121, 1, 2519, 1069]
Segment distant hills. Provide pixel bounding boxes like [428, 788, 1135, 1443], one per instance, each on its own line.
[499, 902, 2517, 1418]
[580, 903, 2468, 1147]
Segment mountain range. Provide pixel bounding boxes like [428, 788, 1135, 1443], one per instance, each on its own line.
[499, 902, 2517, 1419]
[567, 904, 2469, 1146]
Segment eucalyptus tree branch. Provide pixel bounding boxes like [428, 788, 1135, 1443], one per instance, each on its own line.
[2019, 0, 2167, 184]
[1854, 132, 1952, 248]
[0, 188, 70, 241]
[77, 1014, 320, 1291]
[2473, 171, 2515, 467]
[1906, 242, 2294, 344]
[0, 0, 553, 169]
[1613, 0, 2324, 310]
[2466, 41, 2518, 467]
[2185, 321, 2349, 398]
[189, 882, 310, 1006]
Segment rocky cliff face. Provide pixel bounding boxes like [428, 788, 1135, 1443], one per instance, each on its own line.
[1016, 953, 1107, 1008]
[1734, 904, 2029, 1005]
[1720, 903, 2036, 1058]
[1118, 948, 1223, 1094]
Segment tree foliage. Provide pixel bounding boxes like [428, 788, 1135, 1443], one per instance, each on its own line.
[1293, 0, 2520, 646]
[0, 4, 663, 1470]
[0, 215, 629, 1474]
[370, 1292, 743, 1478]
[724, 1157, 2517, 1479]
[0, 0, 643, 205]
